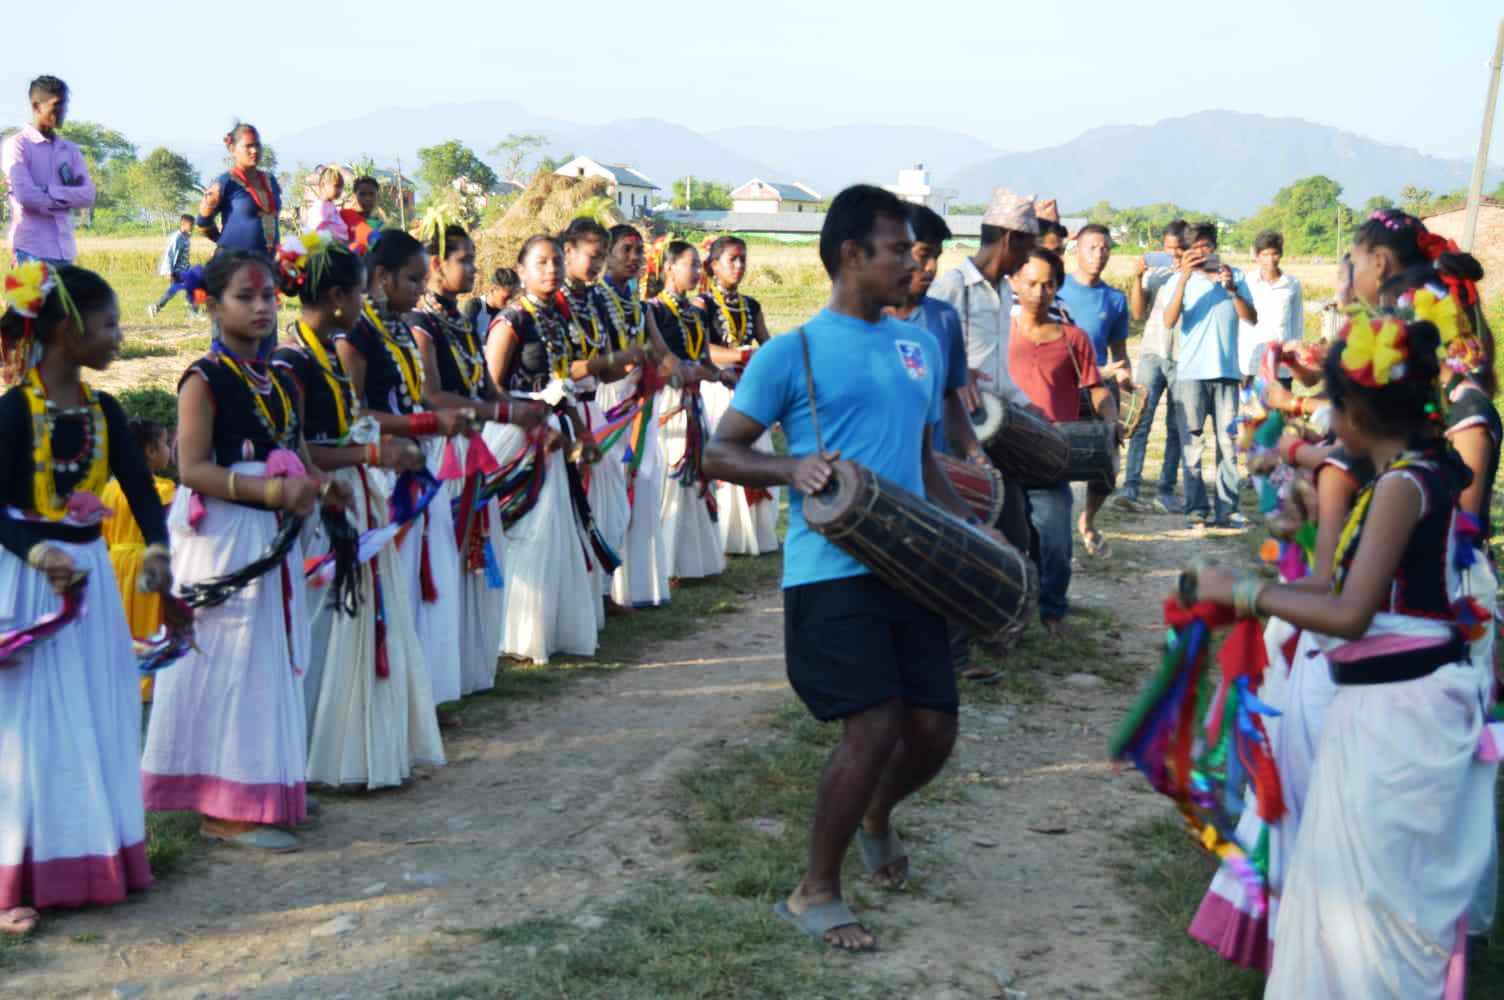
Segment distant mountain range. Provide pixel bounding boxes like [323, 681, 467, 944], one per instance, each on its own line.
[171, 104, 1499, 219]
[944, 110, 1503, 216]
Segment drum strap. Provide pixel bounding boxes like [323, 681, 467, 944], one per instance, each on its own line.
[797, 326, 828, 455]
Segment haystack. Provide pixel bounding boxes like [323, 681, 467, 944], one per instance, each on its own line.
[474, 174, 631, 282]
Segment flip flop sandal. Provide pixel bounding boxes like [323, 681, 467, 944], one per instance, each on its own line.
[1080, 529, 1111, 558]
[772, 899, 875, 952]
[960, 666, 1003, 685]
[856, 827, 910, 888]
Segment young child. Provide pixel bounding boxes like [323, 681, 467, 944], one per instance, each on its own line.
[306, 167, 351, 242]
[340, 175, 383, 254]
[147, 215, 197, 318]
[100, 418, 177, 707]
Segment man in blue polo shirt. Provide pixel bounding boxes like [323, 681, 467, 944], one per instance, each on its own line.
[1056, 223, 1130, 556]
[706, 184, 981, 955]
[1163, 221, 1257, 527]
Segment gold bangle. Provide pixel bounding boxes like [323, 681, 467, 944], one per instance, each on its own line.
[227, 471, 238, 502]
[264, 478, 284, 510]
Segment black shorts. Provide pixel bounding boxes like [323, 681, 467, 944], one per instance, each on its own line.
[783, 574, 958, 721]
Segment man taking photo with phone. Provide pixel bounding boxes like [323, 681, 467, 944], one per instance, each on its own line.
[1162, 222, 1256, 529]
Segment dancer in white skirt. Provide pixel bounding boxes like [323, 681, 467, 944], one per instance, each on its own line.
[484, 234, 602, 663]
[270, 238, 446, 790]
[1189, 448, 1370, 970]
[598, 227, 674, 609]
[699, 236, 778, 556]
[144, 251, 349, 852]
[336, 231, 476, 725]
[559, 217, 642, 617]
[1190, 313, 1495, 998]
[409, 222, 552, 695]
[0, 263, 171, 933]
[648, 241, 729, 581]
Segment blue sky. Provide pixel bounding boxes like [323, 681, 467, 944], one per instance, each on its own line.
[7, 0, 1503, 163]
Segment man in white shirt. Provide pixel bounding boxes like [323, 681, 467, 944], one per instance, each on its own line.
[1116, 220, 1189, 514]
[927, 187, 1040, 553]
[1239, 230, 1303, 384]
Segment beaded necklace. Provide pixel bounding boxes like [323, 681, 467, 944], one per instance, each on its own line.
[516, 292, 573, 380]
[563, 284, 607, 359]
[1331, 450, 1421, 592]
[417, 292, 485, 398]
[599, 278, 645, 349]
[657, 292, 706, 360]
[362, 301, 424, 410]
[708, 283, 749, 346]
[218, 349, 296, 448]
[229, 165, 278, 251]
[293, 319, 355, 437]
[23, 368, 109, 520]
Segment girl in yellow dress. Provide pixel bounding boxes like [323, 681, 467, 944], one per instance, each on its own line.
[101, 418, 176, 702]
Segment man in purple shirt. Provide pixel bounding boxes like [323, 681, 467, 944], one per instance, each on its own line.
[3, 76, 95, 266]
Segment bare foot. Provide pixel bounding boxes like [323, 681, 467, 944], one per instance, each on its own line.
[605, 599, 636, 618]
[0, 907, 38, 935]
[786, 880, 875, 951]
[1042, 618, 1067, 638]
[437, 709, 464, 730]
[201, 818, 260, 839]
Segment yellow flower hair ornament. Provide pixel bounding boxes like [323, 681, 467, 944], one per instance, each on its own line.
[2, 260, 55, 317]
[277, 229, 343, 295]
[1407, 285, 1484, 377]
[1339, 312, 1410, 388]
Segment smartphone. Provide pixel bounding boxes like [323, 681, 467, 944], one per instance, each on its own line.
[1142, 252, 1173, 269]
[1200, 254, 1223, 273]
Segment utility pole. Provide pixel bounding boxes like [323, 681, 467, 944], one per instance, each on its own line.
[1463, 19, 1504, 250]
[395, 156, 408, 229]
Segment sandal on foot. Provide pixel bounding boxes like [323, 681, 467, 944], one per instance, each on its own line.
[857, 827, 910, 888]
[201, 825, 300, 852]
[0, 907, 38, 935]
[960, 665, 1002, 685]
[772, 899, 875, 952]
[1080, 528, 1111, 558]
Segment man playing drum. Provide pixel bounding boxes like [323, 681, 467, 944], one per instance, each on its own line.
[705, 185, 988, 952]
[1009, 248, 1119, 635]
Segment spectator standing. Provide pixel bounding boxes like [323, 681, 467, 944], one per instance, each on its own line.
[1239, 230, 1303, 385]
[2, 76, 95, 266]
[1163, 222, 1257, 528]
[1116, 220, 1189, 513]
[1056, 224, 1130, 556]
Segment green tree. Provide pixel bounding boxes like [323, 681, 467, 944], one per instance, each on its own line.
[56, 120, 137, 228]
[671, 177, 732, 210]
[129, 147, 199, 231]
[1232, 175, 1354, 256]
[1363, 194, 1396, 214]
[489, 132, 547, 183]
[535, 151, 575, 177]
[1398, 185, 1434, 216]
[416, 140, 498, 198]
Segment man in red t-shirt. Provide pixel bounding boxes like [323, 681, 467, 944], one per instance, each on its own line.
[1008, 249, 1118, 633]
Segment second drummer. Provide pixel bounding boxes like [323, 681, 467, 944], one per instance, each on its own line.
[706, 185, 986, 953]
[1009, 248, 1118, 634]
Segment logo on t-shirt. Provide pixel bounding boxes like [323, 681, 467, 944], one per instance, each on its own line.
[895, 341, 927, 380]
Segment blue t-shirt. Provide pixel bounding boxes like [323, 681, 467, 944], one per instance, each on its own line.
[1176, 269, 1250, 381]
[730, 308, 945, 589]
[212, 171, 282, 256]
[908, 297, 967, 453]
[1057, 276, 1129, 366]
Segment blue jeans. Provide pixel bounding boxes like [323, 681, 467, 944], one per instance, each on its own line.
[12, 248, 70, 268]
[1177, 379, 1241, 520]
[1123, 354, 1182, 501]
[1026, 483, 1073, 622]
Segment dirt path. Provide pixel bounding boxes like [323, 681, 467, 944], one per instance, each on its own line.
[14, 507, 1248, 1000]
